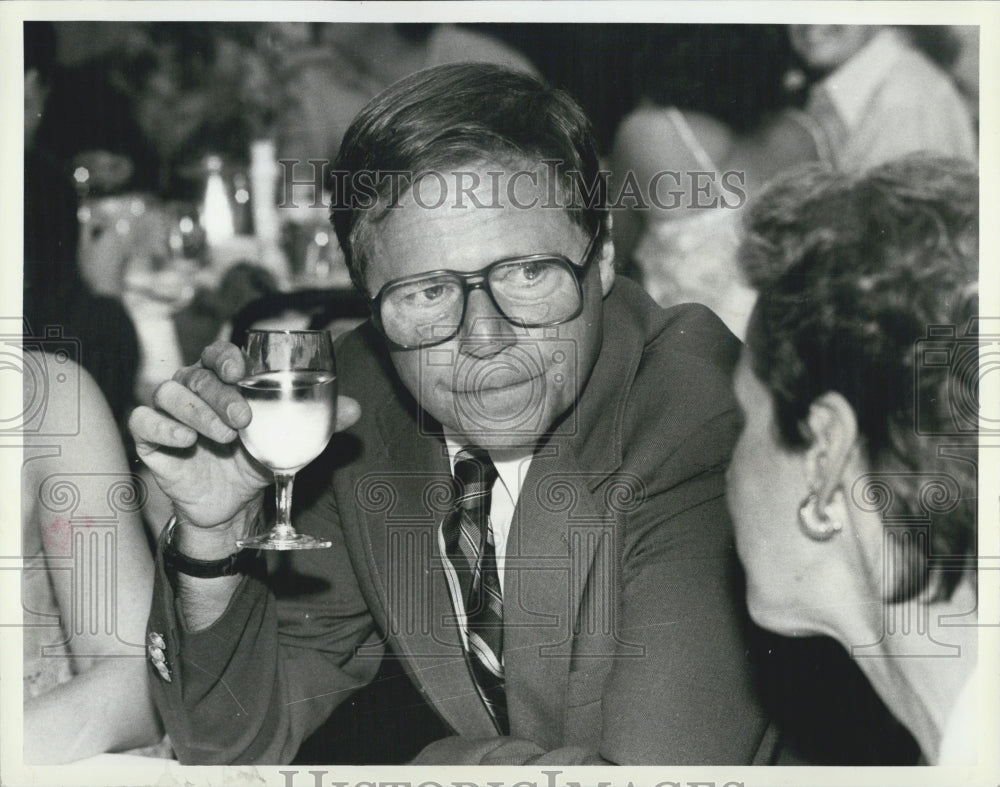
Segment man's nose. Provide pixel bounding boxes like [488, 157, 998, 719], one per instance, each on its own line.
[458, 289, 518, 358]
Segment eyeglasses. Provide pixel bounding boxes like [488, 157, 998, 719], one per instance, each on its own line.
[368, 233, 599, 349]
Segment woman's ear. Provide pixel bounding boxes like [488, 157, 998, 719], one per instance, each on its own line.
[803, 391, 859, 499]
[598, 214, 616, 296]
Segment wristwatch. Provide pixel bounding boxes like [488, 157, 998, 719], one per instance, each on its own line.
[161, 516, 257, 578]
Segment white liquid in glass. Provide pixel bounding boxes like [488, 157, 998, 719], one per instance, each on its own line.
[238, 370, 337, 473]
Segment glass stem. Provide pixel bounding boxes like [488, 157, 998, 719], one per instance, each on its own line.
[274, 473, 296, 538]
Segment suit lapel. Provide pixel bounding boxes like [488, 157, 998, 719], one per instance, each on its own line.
[355, 397, 496, 737]
[502, 443, 607, 748]
[499, 288, 648, 746]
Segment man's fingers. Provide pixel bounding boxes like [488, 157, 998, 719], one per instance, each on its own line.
[200, 341, 247, 383]
[171, 366, 252, 430]
[152, 379, 240, 443]
[335, 396, 361, 432]
[129, 405, 197, 455]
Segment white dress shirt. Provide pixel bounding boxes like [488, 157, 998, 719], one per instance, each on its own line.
[441, 432, 533, 594]
[936, 664, 978, 765]
[435, 433, 532, 654]
[813, 28, 976, 171]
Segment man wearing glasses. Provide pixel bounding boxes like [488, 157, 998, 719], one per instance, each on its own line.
[131, 64, 770, 765]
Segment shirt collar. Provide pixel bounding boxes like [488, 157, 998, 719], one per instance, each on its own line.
[822, 28, 909, 131]
[442, 430, 532, 502]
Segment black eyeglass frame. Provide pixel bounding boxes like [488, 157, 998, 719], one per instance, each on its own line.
[366, 231, 601, 349]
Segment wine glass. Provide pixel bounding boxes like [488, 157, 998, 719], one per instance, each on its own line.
[235, 330, 337, 550]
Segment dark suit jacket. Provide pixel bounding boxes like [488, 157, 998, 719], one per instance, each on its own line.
[147, 278, 771, 765]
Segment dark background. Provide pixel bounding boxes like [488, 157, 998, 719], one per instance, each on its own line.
[41, 22, 811, 198]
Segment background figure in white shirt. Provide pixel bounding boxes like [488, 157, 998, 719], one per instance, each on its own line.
[610, 25, 820, 339]
[790, 25, 976, 172]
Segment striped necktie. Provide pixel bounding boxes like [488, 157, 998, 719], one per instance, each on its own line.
[441, 446, 509, 734]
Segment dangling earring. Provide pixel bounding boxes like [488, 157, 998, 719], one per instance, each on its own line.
[798, 492, 842, 541]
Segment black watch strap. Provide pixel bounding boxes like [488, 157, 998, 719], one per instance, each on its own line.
[161, 516, 256, 578]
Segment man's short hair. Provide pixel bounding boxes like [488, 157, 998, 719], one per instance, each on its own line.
[740, 153, 978, 602]
[330, 63, 608, 292]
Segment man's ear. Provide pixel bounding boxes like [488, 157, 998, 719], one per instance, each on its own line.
[598, 214, 616, 296]
[803, 391, 859, 498]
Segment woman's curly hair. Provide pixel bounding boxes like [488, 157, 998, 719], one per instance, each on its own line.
[740, 154, 978, 602]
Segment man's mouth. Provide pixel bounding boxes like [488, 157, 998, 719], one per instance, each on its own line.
[451, 371, 541, 394]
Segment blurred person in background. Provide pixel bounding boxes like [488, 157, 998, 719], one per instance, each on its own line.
[24, 22, 78, 269]
[947, 26, 979, 130]
[19, 352, 166, 762]
[171, 261, 279, 366]
[790, 25, 976, 172]
[728, 154, 979, 764]
[23, 22, 141, 444]
[275, 23, 539, 167]
[610, 25, 820, 338]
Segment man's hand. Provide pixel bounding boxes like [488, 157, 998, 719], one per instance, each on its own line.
[129, 340, 360, 555]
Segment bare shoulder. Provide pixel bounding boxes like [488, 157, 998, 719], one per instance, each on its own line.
[742, 110, 822, 169]
[614, 106, 731, 168]
[22, 350, 113, 444]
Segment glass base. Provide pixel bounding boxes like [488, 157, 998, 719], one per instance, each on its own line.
[237, 530, 332, 551]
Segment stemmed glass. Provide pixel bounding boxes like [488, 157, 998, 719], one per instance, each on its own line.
[235, 330, 337, 550]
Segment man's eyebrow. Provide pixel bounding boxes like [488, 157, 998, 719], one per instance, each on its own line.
[400, 250, 570, 276]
